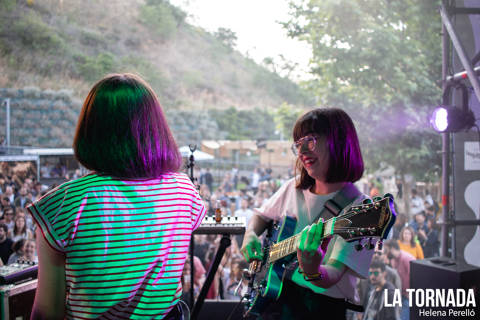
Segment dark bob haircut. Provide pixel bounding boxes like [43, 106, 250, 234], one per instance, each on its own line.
[293, 108, 364, 189]
[73, 73, 181, 178]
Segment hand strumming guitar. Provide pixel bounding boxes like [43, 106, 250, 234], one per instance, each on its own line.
[241, 232, 264, 262]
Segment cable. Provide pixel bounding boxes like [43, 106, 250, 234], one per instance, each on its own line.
[226, 296, 246, 320]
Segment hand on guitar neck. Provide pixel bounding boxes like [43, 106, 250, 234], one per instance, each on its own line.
[297, 219, 347, 288]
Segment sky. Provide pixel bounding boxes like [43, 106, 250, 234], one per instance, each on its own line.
[169, 0, 312, 81]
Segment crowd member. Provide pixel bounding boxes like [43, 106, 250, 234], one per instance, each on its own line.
[14, 186, 32, 208]
[409, 212, 427, 234]
[410, 189, 424, 215]
[397, 226, 424, 260]
[0, 223, 13, 265]
[241, 108, 371, 320]
[361, 259, 399, 320]
[7, 238, 25, 264]
[224, 258, 249, 300]
[17, 239, 37, 264]
[384, 240, 415, 320]
[418, 219, 440, 258]
[28, 73, 206, 320]
[1, 206, 15, 231]
[358, 244, 402, 312]
[8, 215, 33, 242]
[182, 255, 206, 301]
[199, 167, 214, 193]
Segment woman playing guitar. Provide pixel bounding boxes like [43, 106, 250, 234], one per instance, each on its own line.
[241, 108, 374, 320]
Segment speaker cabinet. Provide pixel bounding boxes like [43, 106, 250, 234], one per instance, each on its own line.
[410, 257, 480, 320]
[198, 299, 246, 320]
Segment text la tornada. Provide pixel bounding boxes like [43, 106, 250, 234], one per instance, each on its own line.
[384, 289, 476, 307]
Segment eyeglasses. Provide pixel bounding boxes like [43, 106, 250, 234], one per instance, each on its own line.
[368, 271, 380, 277]
[291, 135, 318, 156]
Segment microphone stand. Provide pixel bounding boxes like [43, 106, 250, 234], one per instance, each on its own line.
[186, 144, 197, 311]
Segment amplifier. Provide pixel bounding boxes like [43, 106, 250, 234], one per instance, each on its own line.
[0, 279, 37, 320]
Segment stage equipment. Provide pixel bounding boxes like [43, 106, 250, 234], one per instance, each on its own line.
[410, 257, 480, 320]
[430, 105, 476, 132]
[194, 216, 246, 235]
[0, 279, 37, 320]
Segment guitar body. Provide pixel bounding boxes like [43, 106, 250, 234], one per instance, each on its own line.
[243, 196, 396, 318]
[244, 216, 297, 317]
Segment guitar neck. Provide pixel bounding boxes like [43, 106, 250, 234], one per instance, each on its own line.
[268, 218, 336, 263]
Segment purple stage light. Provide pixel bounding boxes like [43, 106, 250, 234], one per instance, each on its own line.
[430, 105, 475, 133]
[431, 107, 449, 132]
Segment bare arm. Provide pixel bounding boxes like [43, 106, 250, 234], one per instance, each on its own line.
[31, 228, 66, 320]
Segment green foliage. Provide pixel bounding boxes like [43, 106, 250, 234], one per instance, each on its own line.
[273, 103, 303, 140]
[214, 27, 237, 49]
[10, 11, 64, 52]
[208, 107, 277, 141]
[76, 52, 117, 82]
[0, 0, 16, 12]
[140, 0, 186, 40]
[284, 0, 443, 180]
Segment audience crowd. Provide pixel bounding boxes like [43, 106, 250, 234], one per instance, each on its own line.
[1, 163, 442, 320]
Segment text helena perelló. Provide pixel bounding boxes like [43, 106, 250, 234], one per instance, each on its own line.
[384, 289, 476, 308]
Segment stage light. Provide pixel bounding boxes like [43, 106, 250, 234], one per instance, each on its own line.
[430, 105, 476, 133]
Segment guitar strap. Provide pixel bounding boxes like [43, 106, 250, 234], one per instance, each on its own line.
[313, 182, 363, 222]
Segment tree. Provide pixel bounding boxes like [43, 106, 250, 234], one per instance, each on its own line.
[214, 27, 237, 49]
[283, 0, 443, 180]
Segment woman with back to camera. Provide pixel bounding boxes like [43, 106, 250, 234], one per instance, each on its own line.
[241, 108, 375, 320]
[28, 73, 206, 320]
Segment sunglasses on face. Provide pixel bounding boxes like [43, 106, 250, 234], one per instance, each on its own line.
[291, 135, 318, 156]
[369, 271, 381, 277]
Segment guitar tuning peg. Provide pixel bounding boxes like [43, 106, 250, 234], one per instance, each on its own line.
[383, 193, 394, 200]
[362, 198, 373, 204]
[366, 238, 375, 250]
[354, 240, 363, 251]
[372, 196, 382, 202]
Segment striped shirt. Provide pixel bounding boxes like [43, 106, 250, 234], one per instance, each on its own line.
[28, 172, 206, 320]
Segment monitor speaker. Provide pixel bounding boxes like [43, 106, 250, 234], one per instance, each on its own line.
[410, 257, 480, 320]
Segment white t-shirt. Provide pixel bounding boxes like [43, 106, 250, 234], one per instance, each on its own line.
[254, 178, 374, 304]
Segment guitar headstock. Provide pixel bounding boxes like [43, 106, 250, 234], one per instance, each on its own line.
[326, 195, 396, 244]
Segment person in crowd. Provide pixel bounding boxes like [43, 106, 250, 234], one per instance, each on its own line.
[7, 238, 25, 264]
[409, 212, 428, 234]
[17, 239, 37, 264]
[384, 240, 415, 320]
[8, 215, 33, 242]
[397, 226, 424, 260]
[0, 223, 13, 265]
[358, 243, 402, 312]
[14, 186, 32, 208]
[224, 258, 249, 300]
[361, 259, 399, 320]
[418, 219, 440, 258]
[1, 206, 15, 231]
[3, 186, 15, 204]
[200, 168, 214, 193]
[250, 168, 261, 194]
[410, 189, 424, 215]
[28, 73, 206, 320]
[1, 196, 12, 211]
[241, 108, 372, 319]
[182, 255, 206, 301]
